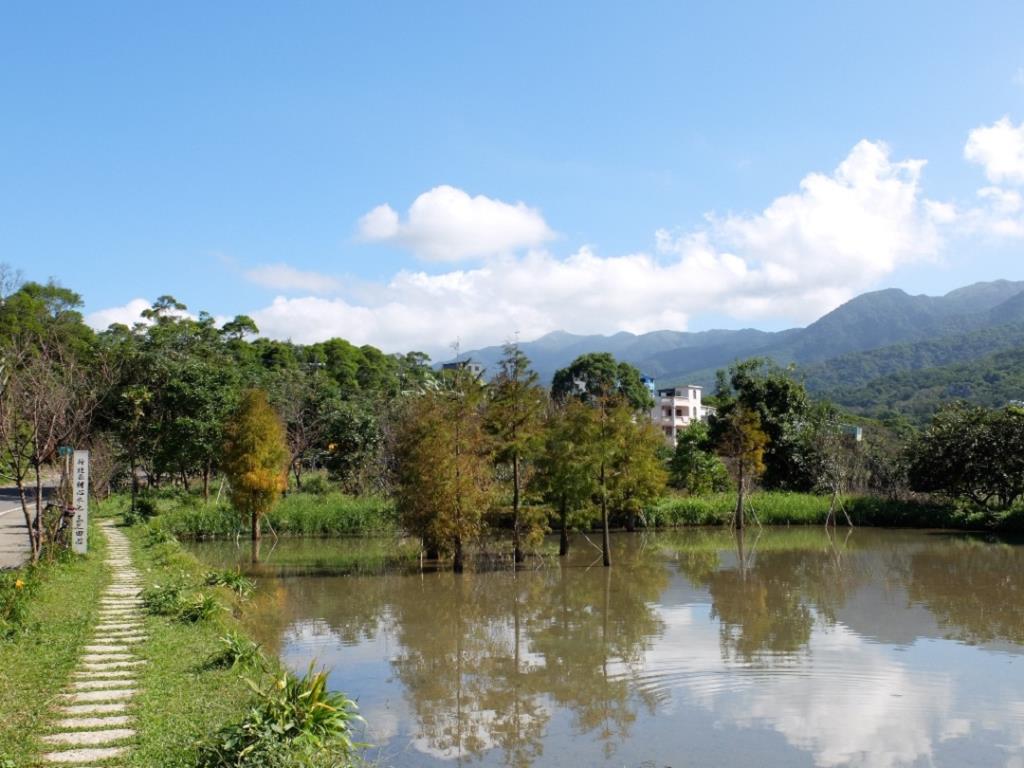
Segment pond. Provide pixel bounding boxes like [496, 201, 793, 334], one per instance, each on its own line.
[186, 529, 1024, 767]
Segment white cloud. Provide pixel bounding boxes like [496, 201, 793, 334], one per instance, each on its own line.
[248, 140, 948, 355]
[84, 298, 153, 330]
[357, 185, 556, 261]
[965, 116, 1024, 185]
[244, 264, 343, 294]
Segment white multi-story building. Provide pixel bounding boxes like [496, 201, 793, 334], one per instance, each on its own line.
[651, 384, 715, 444]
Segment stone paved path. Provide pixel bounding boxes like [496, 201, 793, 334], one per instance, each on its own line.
[40, 521, 145, 765]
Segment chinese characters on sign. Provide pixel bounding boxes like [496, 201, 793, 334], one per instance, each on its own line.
[72, 450, 89, 554]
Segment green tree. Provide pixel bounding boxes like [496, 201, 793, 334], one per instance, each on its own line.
[717, 405, 768, 529]
[394, 368, 493, 572]
[668, 421, 731, 494]
[551, 353, 656, 566]
[551, 352, 654, 411]
[712, 358, 810, 489]
[796, 403, 864, 526]
[222, 389, 289, 542]
[605, 412, 668, 532]
[485, 343, 548, 563]
[536, 399, 598, 556]
[907, 403, 1024, 514]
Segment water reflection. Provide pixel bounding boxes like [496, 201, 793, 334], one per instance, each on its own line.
[187, 530, 1024, 767]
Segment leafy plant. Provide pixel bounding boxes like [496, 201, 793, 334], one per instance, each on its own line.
[176, 592, 222, 623]
[196, 663, 364, 768]
[205, 569, 256, 597]
[204, 631, 265, 671]
[140, 582, 184, 616]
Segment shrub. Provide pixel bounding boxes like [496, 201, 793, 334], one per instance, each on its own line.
[140, 583, 185, 616]
[204, 631, 265, 671]
[300, 474, 334, 495]
[205, 569, 256, 598]
[196, 664, 364, 768]
[176, 592, 222, 623]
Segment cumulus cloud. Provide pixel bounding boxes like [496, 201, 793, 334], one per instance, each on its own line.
[244, 264, 343, 294]
[251, 140, 943, 354]
[84, 298, 153, 330]
[357, 185, 556, 261]
[965, 116, 1024, 185]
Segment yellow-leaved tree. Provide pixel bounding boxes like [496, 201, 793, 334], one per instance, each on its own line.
[222, 389, 289, 541]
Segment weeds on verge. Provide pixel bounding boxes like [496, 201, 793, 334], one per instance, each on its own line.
[205, 569, 256, 598]
[196, 664, 364, 768]
[204, 631, 265, 671]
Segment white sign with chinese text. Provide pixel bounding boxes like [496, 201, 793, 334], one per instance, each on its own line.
[72, 450, 89, 554]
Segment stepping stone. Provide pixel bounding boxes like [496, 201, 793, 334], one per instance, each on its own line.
[41, 746, 127, 764]
[70, 678, 136, 691]
[80, 660, 145, 672]
[82, 653, 136, 663]
[58, 703, 129, 716]
[62, 688, 137, 703]
[42, 728, 134, 746]
[72, 669, 135, 680]
[83, 645, 134, 653]
[53, 715, 132, 729]
[95, 624, 143, 631]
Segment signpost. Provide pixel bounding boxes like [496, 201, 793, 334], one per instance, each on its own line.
[72, 450, 89, 554]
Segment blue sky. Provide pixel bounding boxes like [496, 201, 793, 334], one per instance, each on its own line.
[3, 2, 1024, 356]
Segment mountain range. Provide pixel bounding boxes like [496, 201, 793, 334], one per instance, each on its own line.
[451, 279, 1024, 422]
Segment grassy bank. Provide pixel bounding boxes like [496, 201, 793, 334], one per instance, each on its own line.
[101, 499, 365, 766]
[104, 489, 397, 539]
[643, 492, 975, 529]
[0, 525, 108, 765]
[119, 523, 262, 766]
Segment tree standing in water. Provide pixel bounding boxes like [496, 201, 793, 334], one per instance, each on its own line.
[395, 363, 493, 572]
[537, 398, 598, 557]
[717, 405, 768, 530]
[551, 353, 655, 567]
[485, 343, 547, 564]
[222, 388, 289, 543]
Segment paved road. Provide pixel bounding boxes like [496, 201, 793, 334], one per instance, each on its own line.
[0, 487, 30, 569]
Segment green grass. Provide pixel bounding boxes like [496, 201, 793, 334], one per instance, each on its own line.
[119, 523, 260, 767]
[0, 525, 108, 766]
[644, 491, 962, 528]
[112, 490, 398, 539]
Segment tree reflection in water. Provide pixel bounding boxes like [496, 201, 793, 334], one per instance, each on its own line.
[906, 535, 1024, 645]
[187, 529, 1024, 767]
[669, 528, 861, 662]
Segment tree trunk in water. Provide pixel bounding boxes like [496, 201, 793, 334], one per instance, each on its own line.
[601, 462, 611, 567]
[251, 511, 261, 542]
[512, 455, 523, 564]
[558, 497, 569, 557]
[453, 537, 464, 573]
[251, 537, 261, 564]
[734, 463, 745, 530]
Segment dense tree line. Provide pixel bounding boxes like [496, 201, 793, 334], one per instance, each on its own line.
[2, 265, 1021, 565]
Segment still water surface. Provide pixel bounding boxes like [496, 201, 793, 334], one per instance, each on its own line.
[187, 529, 1024, 767]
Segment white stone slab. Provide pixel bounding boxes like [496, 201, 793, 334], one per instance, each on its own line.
[41, 746, 127, 763]
[42, 728, 134, 746]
